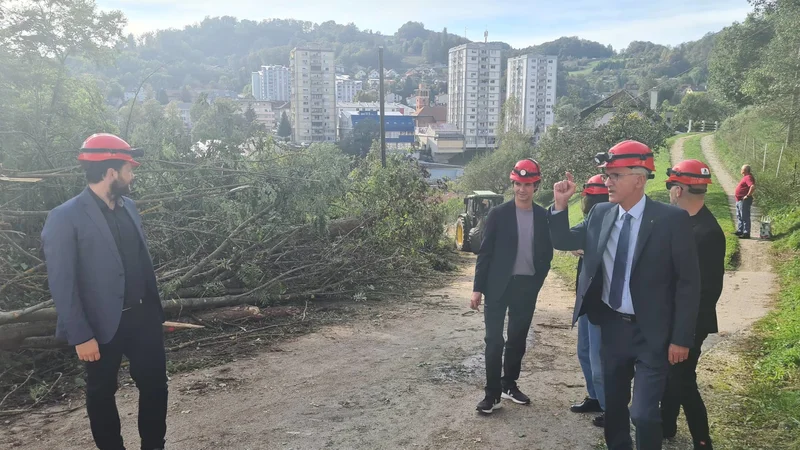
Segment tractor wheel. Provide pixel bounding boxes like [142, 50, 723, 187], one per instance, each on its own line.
[469, 225, 483, 254]
[455, 217, 472, 252]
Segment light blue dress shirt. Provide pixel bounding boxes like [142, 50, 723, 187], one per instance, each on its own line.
[601, 195, 646, 314]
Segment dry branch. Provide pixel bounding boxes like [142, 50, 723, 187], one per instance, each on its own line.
[0, 299, 53, 325]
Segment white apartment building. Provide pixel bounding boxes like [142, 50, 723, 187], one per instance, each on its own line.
[335, 76, 363, 103]
[290, 47, 336, 143]
[447, 43, 503, 150]
[251, 65, 291, 102]
[505, 54, 558, 135]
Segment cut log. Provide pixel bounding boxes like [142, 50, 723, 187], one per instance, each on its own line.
[0, 322, 56, 349]
[163, 321, 204, 331]
[0, 293, 333, 348]
[194, 305, 263, 322]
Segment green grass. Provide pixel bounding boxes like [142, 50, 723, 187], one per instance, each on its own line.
[700, 108, 800, 449]
[680, 135, 740, 269]
[568, 60, 601, 76]
[715, 106, 800, 211]
[704, 209, 800, 449]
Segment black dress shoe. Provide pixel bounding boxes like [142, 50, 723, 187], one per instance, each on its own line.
[739, 233, 751, 239]
[570, 397, 602, 413]
[592, 413, 605, 427]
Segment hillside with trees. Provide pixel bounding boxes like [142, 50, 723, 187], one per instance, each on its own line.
[42, 10, 719, 116]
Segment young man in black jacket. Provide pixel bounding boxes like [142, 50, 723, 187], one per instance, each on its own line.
[469, 159, 553, 414]
[661, 159, 726, 449]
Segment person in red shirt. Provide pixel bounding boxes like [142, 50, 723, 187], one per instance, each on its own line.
[734, 165, 756, 239]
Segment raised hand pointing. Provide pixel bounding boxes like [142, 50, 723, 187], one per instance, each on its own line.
[553, 172, 577, 211]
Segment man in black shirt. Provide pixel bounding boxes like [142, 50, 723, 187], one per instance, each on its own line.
[660, 159, 725, 450]
[42, 133, 167, 450]
[90, 190, 149, 310]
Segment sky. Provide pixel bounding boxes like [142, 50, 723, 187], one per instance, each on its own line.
[98, 0, 753, 50]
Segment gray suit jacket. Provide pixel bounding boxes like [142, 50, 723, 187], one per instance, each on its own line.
[41, 188, 163, 346]
[548, 197, 701, 350]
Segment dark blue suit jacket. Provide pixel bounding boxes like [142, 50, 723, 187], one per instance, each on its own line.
[548, 197, 701, 350]
[41, 188, 163, 345]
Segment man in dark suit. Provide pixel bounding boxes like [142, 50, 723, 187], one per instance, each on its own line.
[42, 133, 167, 450]
[470, 159, 554, 414]
[661, 160, 726, 449]
[548, 140, 701, 450]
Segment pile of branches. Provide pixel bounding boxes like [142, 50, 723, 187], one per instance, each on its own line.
[0, 140, 452, 350]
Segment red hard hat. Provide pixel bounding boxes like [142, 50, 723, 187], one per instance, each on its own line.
[78, 133, 142, 167]
[582, 174, 609, 196]
[595, 140, 655, 174]
[666, 159, 712, 185]
[510, 159, 542, 183]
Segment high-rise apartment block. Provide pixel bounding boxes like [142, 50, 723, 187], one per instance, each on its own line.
[290, 48, 336, 143]
[447, 43, 502, 150]
[250, 65, 291, 102]
[505, 54, 558, 135]
[335, 76, 363, 103]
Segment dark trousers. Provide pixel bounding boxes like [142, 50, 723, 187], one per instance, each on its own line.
[601, 312, 670, 450]
[483, 275, 541, 398]
[660, 332, 711, 446]
[85, 302, 168, 450]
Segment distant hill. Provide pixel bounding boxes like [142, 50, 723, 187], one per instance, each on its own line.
[73, 16, 716, 110]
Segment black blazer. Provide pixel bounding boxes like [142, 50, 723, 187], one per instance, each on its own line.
[693, 205, 726, 335]
[548, 197, 701, 350]
[473, 200, 553, 303]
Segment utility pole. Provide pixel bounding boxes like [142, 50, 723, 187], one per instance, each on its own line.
[378, 46, 386, 168]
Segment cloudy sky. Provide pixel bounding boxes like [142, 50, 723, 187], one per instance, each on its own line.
[97, 0, 752, 50]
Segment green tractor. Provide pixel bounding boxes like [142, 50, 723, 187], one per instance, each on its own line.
[455, 191, 504, 253]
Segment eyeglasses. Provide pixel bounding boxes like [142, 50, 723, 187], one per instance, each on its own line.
[600, 173, 641, 183]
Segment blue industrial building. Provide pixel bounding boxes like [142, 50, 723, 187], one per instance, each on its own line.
[338, 110, 415, 147]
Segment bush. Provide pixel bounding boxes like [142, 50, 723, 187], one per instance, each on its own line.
[347, 146, 449, 254]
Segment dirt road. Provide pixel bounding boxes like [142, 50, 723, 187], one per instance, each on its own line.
[1, 260, 605, 450]
[1, 135, 777, 450]
[693, 135, 774, 349]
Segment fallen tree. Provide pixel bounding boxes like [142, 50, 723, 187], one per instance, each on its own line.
[1, 143, 452, 347]
[0, 141, 454, 410]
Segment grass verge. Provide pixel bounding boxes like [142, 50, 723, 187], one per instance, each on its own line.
[681, 135, 740, 269]
[698, 113, 800, 448]
[702, 209, 800, 449]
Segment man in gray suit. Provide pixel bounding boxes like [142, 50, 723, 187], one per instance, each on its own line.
[548, 140, 701, 450]
[42, 133, 167, 450]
